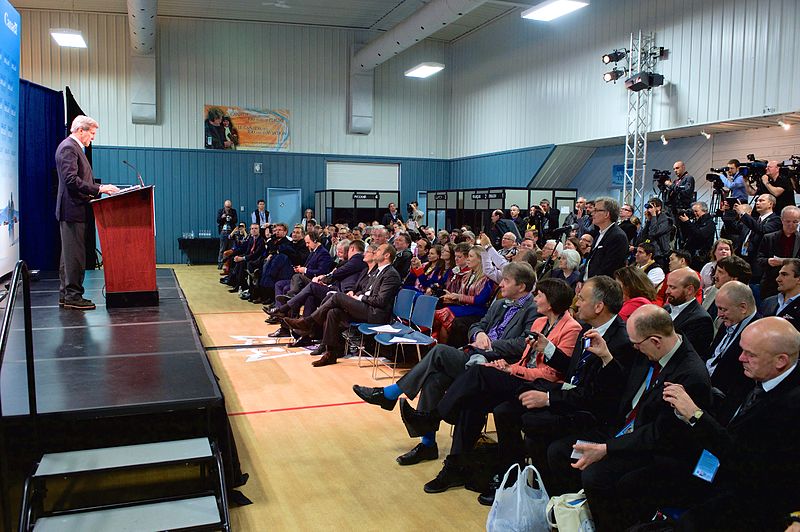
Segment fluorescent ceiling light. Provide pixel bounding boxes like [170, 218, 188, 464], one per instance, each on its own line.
[521, 0, 589, 21]
[50, 29, 87, 48]
[405, 62, 444, 79]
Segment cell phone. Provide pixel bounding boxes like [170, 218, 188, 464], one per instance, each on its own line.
[525, 331, 539, 341]
[583, 337, 592, 349]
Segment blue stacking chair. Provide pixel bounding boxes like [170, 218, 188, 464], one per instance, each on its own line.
[373, 294, 438, 381]
[348, 288, 416, 368]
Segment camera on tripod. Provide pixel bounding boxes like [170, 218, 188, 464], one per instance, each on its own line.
[739, 154, 768, 185]
[705, 172, 725, 190]
[652, 169, 670, 189]
[779, 156, 800, 179]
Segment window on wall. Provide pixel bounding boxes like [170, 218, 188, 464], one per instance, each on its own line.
[325, 161, 400, 190]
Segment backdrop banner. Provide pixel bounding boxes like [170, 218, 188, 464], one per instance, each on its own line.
[203, 105, 290, 151]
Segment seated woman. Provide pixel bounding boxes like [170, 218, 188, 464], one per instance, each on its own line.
[614, 265, 657, 321]
[404, 244, 451, 293]
[432, 244, 496, 345]
[549, 248, 581, 290]
[506, 278, 581, 384]
[699, 238, 733, 291]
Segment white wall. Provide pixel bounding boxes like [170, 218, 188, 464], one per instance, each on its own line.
[449, 0, 800, 157]
[19, 10, 451, 158]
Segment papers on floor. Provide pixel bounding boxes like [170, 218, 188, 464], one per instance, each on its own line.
[370, 324, 403, 333]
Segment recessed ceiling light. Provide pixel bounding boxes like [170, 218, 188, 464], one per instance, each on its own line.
[521, 0, 589, 22]
[50, 29, 87, 48]
[405, 62, 444, 79]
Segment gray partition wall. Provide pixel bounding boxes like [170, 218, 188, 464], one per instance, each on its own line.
[315, 189, 400, 227]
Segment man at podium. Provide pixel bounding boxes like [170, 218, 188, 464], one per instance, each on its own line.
[55, 115, 120, 310]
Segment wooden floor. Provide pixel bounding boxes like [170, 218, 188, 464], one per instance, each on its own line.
[172, 265, 490, 531]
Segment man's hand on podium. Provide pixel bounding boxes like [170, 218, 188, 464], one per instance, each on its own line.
[99, 184, 121, 195]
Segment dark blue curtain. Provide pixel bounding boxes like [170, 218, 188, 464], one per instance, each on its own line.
[18, 80, 64, 270]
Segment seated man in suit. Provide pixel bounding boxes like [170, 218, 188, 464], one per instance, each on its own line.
[352, 262, 538, 466]
[757, 205, 800, 299]
[760, 259, 800, 331]
[392, 232, 413, 280]
[227, 223, 265, 294]
[704, 255, 752, 324]
[583, 197, 629, 281]
[284, 243, 401, 367]
[661, 317, 800, 531]
[707, 281, 760, 401]
[545, 305, 712, 531]
[252, 223, 294, 305]
[663, 267, 714, 357]
[733, 193, 780, 300]
[273, 231, 334, 304]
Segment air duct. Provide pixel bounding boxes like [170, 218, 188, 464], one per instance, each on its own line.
[127, 0, 157, 124]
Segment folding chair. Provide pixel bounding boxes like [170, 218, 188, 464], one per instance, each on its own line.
[373, 294, 438, 381]
[345, 288, 416, 367]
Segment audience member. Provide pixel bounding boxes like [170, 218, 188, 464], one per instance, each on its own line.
[550, 248, 581, 290]
[216, 199, 238, 268]
[760, 259, 800, 330]
[734, 194, 780, 301]
[757, 205, 800, 299]
[251, 199, 270, 229]
[663, 268, 714, 357]
[639, 197, 671, 266]
[704, 255, 752, 322]
[380, 202, 403, 227]
[633, 242, 665, 287]
[678, 201, 716, 271]
[489, 209, 522, 248]
[405, 244, 451, 294]
[498, 232, 518, 260]
[699, 238, 733, 291]
[614, 265, 657, 321]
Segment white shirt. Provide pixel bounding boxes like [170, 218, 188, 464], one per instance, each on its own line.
[668, 299, 693, 321]
[543, 314, 617, 360]
[762, 361, 798, 393]
[583, 223, 612, 281]
[628, 337, 681, 414]
[705, 311, 757, 376]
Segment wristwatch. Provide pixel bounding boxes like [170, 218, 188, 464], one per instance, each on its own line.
[687, 409, 704, 426]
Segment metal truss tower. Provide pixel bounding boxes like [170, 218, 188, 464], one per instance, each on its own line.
[622, 31, 660, 214]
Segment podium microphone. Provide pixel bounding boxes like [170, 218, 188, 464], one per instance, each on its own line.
[121, 160, 146, 188]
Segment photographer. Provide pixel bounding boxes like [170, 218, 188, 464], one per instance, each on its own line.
[217, 199, 238, 268]
[406, 201, 423, 232]
[734, 194, 780, 290]
[678, 201, 716, 271]
[563, 197, 592, 237]
[747, 160, 795, 214]
[717, 159, 748, 202]
[638, 197, 671, 267]
[664, 160, 696, 214]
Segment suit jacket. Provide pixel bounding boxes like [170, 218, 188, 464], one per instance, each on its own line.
[510, 313, 582, 382]
[216, 208, 238, 233]
[380, 211, 403, 227]
[304, 245, 334, 277]
[392, 248, 413, 280]
[760, 294, 800, 331]
[757, 230, 800, 298]
[244, 236, 265, 263]
[55, 136, 101, 222]
[586, 223, 629, 278]
[354, 264, 402, 323]
[604, 336, 712, 458]
[671, 299, 714, 358]
[736, 212, 780, 280]
[467, 296, 540, 360]
[639, 212, 671, 258]
[325, 253, 367, 293]
[618, 219, 637, 244]
[706, 314, 761, 400]
[692, 364, 800, 517]
[489, 218, 522, 248]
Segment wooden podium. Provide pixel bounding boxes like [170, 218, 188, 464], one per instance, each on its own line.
[91, 185, 158, 307]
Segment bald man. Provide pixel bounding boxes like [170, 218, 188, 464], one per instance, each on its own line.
[664, 160, 695, 213]
[662, 317, 800, 531]
[747, 160, 795, 214]
[664, 268, 714, 357]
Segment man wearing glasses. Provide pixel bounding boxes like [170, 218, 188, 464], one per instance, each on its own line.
[757, 205, 800, 299]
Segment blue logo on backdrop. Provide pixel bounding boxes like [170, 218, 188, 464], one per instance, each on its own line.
[0, 0, 19, 276]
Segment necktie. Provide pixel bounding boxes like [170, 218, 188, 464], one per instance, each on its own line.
[569, 346, 593, 385]
[624, 362, 661, 427]
[733, 384, 764, 420]
[709, 325, 737, 368]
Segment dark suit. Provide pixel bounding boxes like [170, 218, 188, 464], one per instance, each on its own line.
[670, 299, 714, 358]
[586, 224, 629, 279]
[489, 218, 522, 248]
[735, 212, 780, 282]
[705, 314, 761, 400]
[757, 230, 800, 298]
[618, 219, 637, 244]
[397, 296, 539, 413]
[547, 337, 712, 531]
[392, 248, 413, 280]
[278, 244, 335, 299]
[380, 211, 403, 227]
[309, 264, 402, 353]
[55, 136, 101, 302]
[760, 294, 800, 331]
[281, 253, 367, 317]
[639, 212, 671, 260]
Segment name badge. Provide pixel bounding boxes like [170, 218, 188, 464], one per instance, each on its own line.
[615, 420, 634, 437]
[692, 449, 720, 483]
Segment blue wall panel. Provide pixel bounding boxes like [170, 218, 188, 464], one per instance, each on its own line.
[449, 145, 555, 189]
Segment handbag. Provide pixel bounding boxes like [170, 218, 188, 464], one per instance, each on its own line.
[546, 490, 595, 532]
[486, 464, 549, 532]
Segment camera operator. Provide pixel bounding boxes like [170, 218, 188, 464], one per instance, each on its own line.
[747, 160, 795, 213]
[217, 199, 238, 269]
[563, 196, 592, 237]
[734, 194, 781, 296]
[717, 159, 749, 202]
[678, 201, 716, 271]
[638, 197, 671, 268]
[406, 201, 423, 232]
[663, 161, 696, 215]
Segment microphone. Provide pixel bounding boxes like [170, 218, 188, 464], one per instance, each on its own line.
[122, 160, 146, 188]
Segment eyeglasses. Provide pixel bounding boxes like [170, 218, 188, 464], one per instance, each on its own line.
[630, 335, 659, 350]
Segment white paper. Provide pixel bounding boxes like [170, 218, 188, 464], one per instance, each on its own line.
[389, 336, 417, 344]
[370, 325, 403, 333]
[570, 439, 598, 459]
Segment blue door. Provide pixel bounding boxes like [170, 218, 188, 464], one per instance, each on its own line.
[267, 188, 302, 227]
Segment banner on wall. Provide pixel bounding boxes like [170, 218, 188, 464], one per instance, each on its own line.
[0, 0, 19, 277]
[203, 105, 290, 151]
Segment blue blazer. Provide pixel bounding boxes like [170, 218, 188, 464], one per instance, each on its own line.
[305, 245, 334, 277]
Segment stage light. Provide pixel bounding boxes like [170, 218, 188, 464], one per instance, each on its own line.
[404, 62, 444, 78]
[624, 71, 664, 92]
[602, 49, 626, 64]
[603, 68, 626, 83]
[778, 120, 791, 131]
[660, 134, 668, 145]
[701, 130, 711, 139]
[521, 0, 589, 21]
[50, 29, 87, 48]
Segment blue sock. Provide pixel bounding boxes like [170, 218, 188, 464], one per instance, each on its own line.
[383, 384, 401, 400]
[421, 432, 436, 447]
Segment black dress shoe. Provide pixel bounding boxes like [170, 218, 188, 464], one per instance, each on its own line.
[228, 287, 239, 293]
[399, 398, 440, 438]
[423, 457, 469, 494]
[396, 442, 438, 466]
[308, 344, 326, 356]
[219, 277, 229, 284]
[275, 294, 291, 305]
[290, 335, 315, 348]
[284, 317, 313, 337]
[477, 473, 504, 506]
[265, 316, 283, 325]
[311, 351, 338, 367]
[268, 327, 292, 338]
[352, 385, 397, 411]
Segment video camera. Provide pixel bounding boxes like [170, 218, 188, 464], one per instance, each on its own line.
[738, 154, 768, 185]
[652, 169, 671, 189]
[705, 172, 725, 190]
[779, 155, 800, 180]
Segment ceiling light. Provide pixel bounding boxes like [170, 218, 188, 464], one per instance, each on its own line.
[603, 68, 626, 83]
[602, 49, 627, 64]
[778, 120, 791, 131]
[404, 62, 444, 78]
[660, 134, 668, 145]
[701, 130, 711, 139]
[50, 29, 87, 48]
[521, 0, 589, 21]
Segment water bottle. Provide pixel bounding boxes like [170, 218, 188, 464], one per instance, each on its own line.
[189, 230, 195, 239]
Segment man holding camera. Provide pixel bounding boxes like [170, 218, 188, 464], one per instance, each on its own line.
[734, 194, 780, 298]
[678, 201, 716, 271]
[639, 198, 671, 268]
[717, 159, 748, 202]
[406, 201, 423, 232]
[664, 161, 696, 216]
[747, 160, 795, 214]
[217, 199, 238, 268]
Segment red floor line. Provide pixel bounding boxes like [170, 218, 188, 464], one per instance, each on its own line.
[228, 400, 366, 416]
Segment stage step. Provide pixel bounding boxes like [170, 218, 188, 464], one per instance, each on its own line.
[33, 495, 221, 532]
[34, 437, 212, 477]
